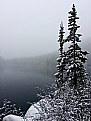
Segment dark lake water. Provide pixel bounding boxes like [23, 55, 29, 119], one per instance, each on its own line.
[0, 69, 54, 113]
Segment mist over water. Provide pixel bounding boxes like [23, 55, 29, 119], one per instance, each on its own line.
[0, 69, 54, 112]
[0, 53, 57, 112]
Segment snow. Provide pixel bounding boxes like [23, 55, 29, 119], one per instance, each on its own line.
[54, 72, 60, 77]
[3, 115, 24, 121]
[3, 98, 52, 121]
[25, 105, 39, 118]
[25, 102, 41, 120]
[3, 101, 41, 121]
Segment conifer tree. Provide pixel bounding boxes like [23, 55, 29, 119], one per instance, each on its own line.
[66, 4, 89, 88]
[54, 22, 66, 88]
[32, 4, 91, 121]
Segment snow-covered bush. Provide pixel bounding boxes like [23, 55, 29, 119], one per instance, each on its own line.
[30, 79, 91, 120]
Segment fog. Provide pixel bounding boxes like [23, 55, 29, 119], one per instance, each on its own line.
[0, 0, 91, 59]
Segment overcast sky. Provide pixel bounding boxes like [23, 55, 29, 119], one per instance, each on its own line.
[0, 0, 91, 59]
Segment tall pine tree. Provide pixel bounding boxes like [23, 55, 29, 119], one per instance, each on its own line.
[66, 4, 89, 88]
[54, 21, 66, 88]
[30, 4, 91, 121]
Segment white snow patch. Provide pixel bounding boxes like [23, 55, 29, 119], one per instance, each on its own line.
[25, 102, 41, 120]
[3, 99, 47, 121]
[3, 115, 24, 121]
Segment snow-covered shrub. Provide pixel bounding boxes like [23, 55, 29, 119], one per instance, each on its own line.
[32, 79, 91, 120]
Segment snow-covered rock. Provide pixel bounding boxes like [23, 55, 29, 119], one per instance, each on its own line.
[25, 104, 40, 119]
[3, 115, 24, 121]
[3, 102, 41, 121]
[3, 99, 47, 121]
[25, 100, 43, 120]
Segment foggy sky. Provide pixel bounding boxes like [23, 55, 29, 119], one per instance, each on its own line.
[0, 0, 91, 59]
